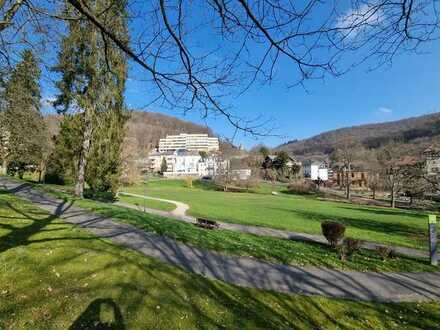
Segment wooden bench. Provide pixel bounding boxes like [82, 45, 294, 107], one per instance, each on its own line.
[196, 218, 220, 229]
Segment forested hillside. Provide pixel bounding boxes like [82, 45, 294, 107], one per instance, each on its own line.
[277, 112, 440, 159]
[45, 110, 214, 158]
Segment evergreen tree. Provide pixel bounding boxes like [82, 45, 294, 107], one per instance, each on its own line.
[53, 0, 128, 197]
[2, 50, 47, 178]
[45, 114, 84, 184]
[160, 157, 168, 174]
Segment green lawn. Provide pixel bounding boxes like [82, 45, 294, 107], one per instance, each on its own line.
[2, 191, 440, 329]
[32, 182, 437, 273]
[122, 179, 437, 250]
[118, 194, 176, 212]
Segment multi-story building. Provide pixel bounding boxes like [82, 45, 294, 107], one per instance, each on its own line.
[158, 133, 219, 152]
[303, 161, 329, 181]
[147, 148, 226, 178]
[335, 170, 369, 188]
[424, 147, 440, 177]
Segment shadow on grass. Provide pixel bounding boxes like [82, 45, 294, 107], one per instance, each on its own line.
[1, 181, 440, 328]
[0, 198, 73, 254]
[336, 204, 427, 220]
[266, 206, 426, 240]
[69, 298, 125, 330]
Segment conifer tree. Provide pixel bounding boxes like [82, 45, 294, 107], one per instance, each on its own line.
[53, 0, 128, 197]
[2, 50, 47, 178]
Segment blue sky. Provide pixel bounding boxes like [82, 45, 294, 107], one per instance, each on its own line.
[124, 39, 440, 149]
[40, 2, 440, 150]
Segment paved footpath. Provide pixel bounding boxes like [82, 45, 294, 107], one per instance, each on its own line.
[2, 177, 440, 303]
[118, 192, 428, 260]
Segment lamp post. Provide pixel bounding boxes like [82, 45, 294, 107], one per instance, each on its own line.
[429, 214, 438, 266]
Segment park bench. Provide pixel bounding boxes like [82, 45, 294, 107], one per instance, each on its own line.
[196, 218, 220, 229]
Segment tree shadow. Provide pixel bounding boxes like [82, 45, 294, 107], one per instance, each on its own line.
[0, 198, 74, 254]
[266, 206, 426, 240]
[69, 298, 125, 330]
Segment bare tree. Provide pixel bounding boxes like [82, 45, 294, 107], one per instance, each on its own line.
[332, 141, 364, 199]
[1, 0, 440, 134]
[378, 143, 418, 208]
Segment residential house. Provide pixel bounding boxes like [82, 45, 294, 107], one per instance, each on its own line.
[424, 147, 440, 177]
[147, 148, 226, 178]
[335, 169, 369, 188]
[303, 161, 328, 181]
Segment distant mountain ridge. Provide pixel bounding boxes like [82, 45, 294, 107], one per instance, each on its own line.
[277, 112, 440, 160]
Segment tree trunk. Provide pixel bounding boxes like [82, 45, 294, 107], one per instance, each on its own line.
[390, 179, 395, 208]
[38, 159, 46, 182]
[1, 158, 7, 175]
[372, 187, 376, 200]
[75, 108, 93, 198]
[345, 164, 351, 200]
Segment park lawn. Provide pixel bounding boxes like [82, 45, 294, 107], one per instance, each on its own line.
[30, 183, 437, 273]
[1, 192, 440, 329]
[123, 179, 436, 250]
[117, 194, 176, 212]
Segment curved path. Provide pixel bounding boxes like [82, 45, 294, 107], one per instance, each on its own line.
[1, 177, 440, 303]
[117, 191, 428, 260]
[117, 192, 192, 221]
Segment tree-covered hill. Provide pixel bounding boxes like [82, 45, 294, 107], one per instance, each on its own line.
[277, 112, 440, 160]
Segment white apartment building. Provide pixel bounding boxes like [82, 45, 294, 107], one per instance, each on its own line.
[147, 149, 225, 177]
[158, 133, 219, 152]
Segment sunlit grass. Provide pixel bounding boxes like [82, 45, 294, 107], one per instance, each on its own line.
[32, 184, 437, 273]
[122, 179, 437, 250]
[1, 191, 440, 329]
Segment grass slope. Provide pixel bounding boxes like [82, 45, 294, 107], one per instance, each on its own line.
[118, 194, 176, 212]
[123, 180, 437, 250]
[32, 182, 437, 273]
[2, 191, 440, 329]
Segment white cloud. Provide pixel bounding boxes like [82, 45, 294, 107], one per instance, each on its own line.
[377, 107, 392, 114]
[336, 4, 383, 38]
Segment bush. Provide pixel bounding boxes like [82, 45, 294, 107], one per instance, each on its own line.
[339, 238, 363, 261]
[287, 180, 316, 195]
[376, 246, 394, 260]
[321, 221, 346, 248]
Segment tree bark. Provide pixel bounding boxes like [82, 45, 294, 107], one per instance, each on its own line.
[345, 164, 351, 200]
[390, 176, 396, 208]
[75, 108, 93, 198]
[1, 158, 7, 175]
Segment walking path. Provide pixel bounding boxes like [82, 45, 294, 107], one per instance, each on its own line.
[117, 191, 428, 260]
[1, 177, 440, 302]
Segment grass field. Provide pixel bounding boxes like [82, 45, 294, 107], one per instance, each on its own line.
[122, 179, 437, 250]
[118, 194, 176, 212]
[2, 191, 440, 329]
[31, 182, 437, 273]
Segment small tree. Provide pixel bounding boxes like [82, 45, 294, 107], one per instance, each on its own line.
[160, 157, 168, 174]
[321, 221, 346, 248]
[331, 142, 363, 200]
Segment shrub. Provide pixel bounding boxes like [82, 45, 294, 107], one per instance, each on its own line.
[376, 246, 394, 260]
[287, 180, 316, 195]
[339, 238, 363, 261]
[321, 221, 346, 248]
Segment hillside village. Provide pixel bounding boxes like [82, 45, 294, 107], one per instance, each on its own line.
[138, 128, 440, 206]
